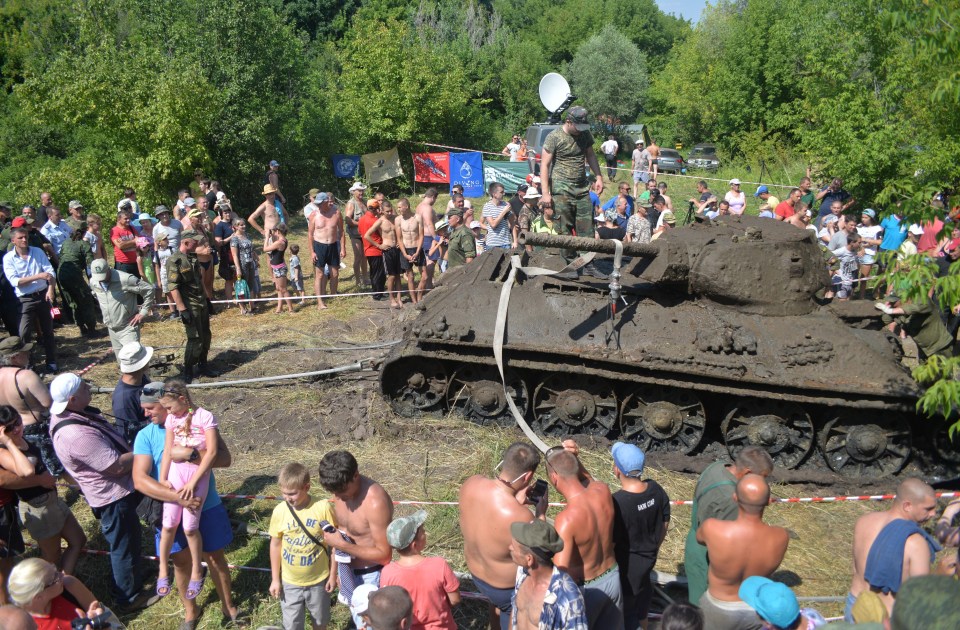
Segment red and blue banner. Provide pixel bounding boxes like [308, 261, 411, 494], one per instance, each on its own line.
[412, 152, 450, 183]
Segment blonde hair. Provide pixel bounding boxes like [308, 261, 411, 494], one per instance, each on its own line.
[279, 462, 310, 490]
[8, 557, 54, 606]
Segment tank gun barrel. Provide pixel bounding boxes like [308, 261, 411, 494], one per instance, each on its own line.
[518, 231, 660, 257]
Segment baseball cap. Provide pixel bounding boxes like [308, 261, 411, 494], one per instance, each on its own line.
[908, 224, 924, 236]
[635, 138, 643, 145]
[90, 259, 112, 283]
[140, 382, 165, 405]
[662, 210, 677, 225]
[862, 208, 877, 219]
[316, 192, 329, 203]
[349, 182, 367, 193]
[367, 199, 381, 211]
[754, 185, 769, 197]
[729, 178, 741, 186]
[446, 207, 464, 218]
[269, 160, 280, 167]
[49, 373, 83, 416]
[68, 200, 83, 210]
[511, 520, 564, 555]
[611, 442, 645, 477]
[386, 510, 428, 549]
[565, 105, 591, 132]
[350, 584, 378, 618]
[183, 197, 197, 207]
[469, 220, 482, 230]
[0, 336, 34, 358]
[739, 576, 800, 629]
[11, 217, 28, 228]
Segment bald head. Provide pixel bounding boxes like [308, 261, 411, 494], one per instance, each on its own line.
[895, 477, 938, 524]
[0, 605, 37, 630]
[736, 473, 771, 515]
[546, 450, 580, 479]
[896, 477, 934, 504]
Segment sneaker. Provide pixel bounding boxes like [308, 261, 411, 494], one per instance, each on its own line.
[116, 590, 162, 613]
[580, 262, 609, 280]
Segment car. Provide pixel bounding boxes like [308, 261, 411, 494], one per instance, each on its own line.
[525, 123, 654, 175]
[656, 148, 685, 174]
[687, 143, 720, 171]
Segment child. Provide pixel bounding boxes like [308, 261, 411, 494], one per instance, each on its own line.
[429, 223, 449, 275]
[154, 235, 177, 319]
[156, 379, 219, 600]
[264, 223, 294, 313]
[84, 213, 107, 262]
[827, 232, 863, 300]
[379, 511, 460, 630]
[269, 462, 338, 630]
[288, 243, 305, 302]
[135, 236, 159, 317]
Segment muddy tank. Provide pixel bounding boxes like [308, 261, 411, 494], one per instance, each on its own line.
[380, 216, 956, 478]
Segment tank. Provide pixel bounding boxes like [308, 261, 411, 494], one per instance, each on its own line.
[380, 216, 957, 478]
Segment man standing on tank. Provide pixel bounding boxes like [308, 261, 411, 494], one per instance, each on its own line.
[167, 229, 214, 382]
[539, 106, 606, 276]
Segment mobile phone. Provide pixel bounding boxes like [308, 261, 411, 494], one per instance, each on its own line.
[526, 479, 548, 506]
[319, 520, 336, 534]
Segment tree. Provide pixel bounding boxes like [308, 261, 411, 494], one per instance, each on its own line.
[567, 24, 648, 123]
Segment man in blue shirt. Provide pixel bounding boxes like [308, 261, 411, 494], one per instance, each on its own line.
[2, 227, 57, 372]
[133, 383, 244, 628]
[879, 211, 908, 258]
[602, 183, 635, 217]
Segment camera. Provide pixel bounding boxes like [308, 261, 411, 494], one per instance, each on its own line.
[319, 520, 336, 534]
[71, 611, 113, 630]
[525, 479, 548, 506]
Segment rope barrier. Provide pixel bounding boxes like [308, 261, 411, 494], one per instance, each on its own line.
[154, 287, 433, 309]
[75, 349, 114, 376]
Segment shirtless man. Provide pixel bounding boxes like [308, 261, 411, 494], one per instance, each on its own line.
[344, 183, 369, 287]
[546, 444, 623, 630]
[318, 450, 393, 629]
[0, 336, 50, 428]
[646, 138, 661, 181]
[459, 441, 546, 630]
[365, 200, 403, 309]
[393, 198, 424, 305]
[696, 474, 789, 630]
[416, 188, 439, 292]
[248, 183, 286, 237]
[308, 195, 346, 310]
[846, 478, 939, 621]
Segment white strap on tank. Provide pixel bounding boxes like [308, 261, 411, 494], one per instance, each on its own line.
[492, 252, 596, 453]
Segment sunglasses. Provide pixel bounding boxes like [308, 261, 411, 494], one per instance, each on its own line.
[44, 571, 62, 589]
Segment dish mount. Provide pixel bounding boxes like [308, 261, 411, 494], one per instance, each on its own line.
[539, 73, 576, 124]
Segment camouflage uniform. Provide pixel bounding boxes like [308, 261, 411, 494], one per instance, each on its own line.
[543, 127, 596, 257]
[167, 249, 211, 376]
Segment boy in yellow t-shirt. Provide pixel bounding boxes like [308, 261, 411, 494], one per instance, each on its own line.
[269, 462, 338, 630]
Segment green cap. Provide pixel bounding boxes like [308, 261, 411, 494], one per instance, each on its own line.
[510, 519, 563, 555]
[180, 229, 200, 241]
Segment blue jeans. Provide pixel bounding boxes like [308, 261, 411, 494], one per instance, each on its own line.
[96, 493, 143, 606]
[350, 569, 381, 629]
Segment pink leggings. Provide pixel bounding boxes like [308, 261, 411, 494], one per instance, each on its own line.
[161, 461, 209, 532]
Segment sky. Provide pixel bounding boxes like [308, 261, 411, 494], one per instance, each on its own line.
[655, 0, 708, 23]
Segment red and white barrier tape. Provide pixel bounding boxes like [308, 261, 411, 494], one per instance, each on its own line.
[154, 287, 433, 309]
[75, 349, 114, 376]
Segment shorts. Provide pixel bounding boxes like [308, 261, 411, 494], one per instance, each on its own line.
[861, 252, 876, 265]
[271, 263, 288, 278]
[198, 259, 212, 271]
[0, 501, 25, 558]
[155, 502, 234, 555]
[313, 241, 341, 269]
[291, 275, 304, 292]
[282, 580, 331, 629]
[18, 490, 70, 541]
[583, 564, 624, 630]
[423, 236, 440, 262]
[698, 591, 762, 630]
[400, 247, 425, 271]
[633, 171, 644, 183]
[383, 246, 402, 276]
[471, 574, 513, 630]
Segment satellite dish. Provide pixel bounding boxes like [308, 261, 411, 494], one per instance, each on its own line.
[539, 73, 577, 124]
[539, 73, 571, 113]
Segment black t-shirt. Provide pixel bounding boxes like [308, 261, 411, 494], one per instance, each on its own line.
[111, 376, 150, 445]
[597, 225, 626, 240]
[205, 191, 217, 212]
[509, 195, 524, 217]
[613, 480, 671, 570]
[817, 188, 851, 218]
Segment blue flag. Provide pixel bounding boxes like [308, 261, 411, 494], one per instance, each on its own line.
[450, 152, 485, 198]
[332, 154, 361, 179]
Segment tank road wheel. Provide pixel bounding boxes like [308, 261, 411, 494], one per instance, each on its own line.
[721, 401, 814, 470]
[820, 415, 912, 478]
[932, 424, 960, 465]
[620, 387, 706, 454]
[532, 374, 618, 438]
[381, 358, 448, 417]
[446, 366, 530, 427]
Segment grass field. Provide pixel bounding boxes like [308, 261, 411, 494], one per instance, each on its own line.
[29, 166, 931, 629]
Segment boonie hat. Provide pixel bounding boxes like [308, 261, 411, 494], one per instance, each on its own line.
[117, 341, 154, 374]
[862, 208, 877, 219]
[68, 200, 84, 210]
[140, 382, 164, 405]
[525, 188, 542, 200]
[132, 213, 153, 228]
[754, 185, 769, 197]
[386, 510, 428, 550]
[739, 576, 800, 629]
[154, 205, 172, 216]
[49, 373, 83, 416]
[350, 584, 378, 618]
[663, 211, 677, 225]
[611, 442, 645, 477]
[349, 182, 367, 193]
[604, 210, 617, 223]
[511, 520, 564, 555]
[0, 336, 34, 358]
[90, 259, 112, 283]
[565, 105, 591, 132]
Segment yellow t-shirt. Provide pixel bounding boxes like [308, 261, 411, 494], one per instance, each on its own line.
[268, 497, 337, 586]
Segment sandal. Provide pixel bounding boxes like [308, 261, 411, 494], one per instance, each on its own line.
[185, 574, 205, 600]
[156, 576, 171, 597]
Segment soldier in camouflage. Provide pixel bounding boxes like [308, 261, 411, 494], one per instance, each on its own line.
[539, 105, 606, 277]
[167, 229, 215, 382]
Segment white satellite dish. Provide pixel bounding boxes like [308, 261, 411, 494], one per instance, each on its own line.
[539, 73, 572, 115]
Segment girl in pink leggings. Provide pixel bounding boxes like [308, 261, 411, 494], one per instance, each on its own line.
[157, 379, 219, 600]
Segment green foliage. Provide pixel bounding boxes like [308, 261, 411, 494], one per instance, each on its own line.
[567, 24, 648, 123]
